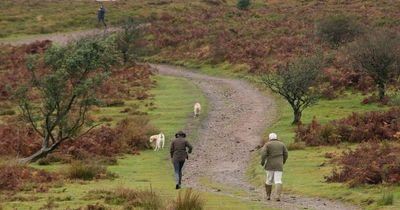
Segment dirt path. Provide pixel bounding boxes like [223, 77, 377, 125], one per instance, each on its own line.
[2, 30, 360, 210]
[154, 64, 360, 210]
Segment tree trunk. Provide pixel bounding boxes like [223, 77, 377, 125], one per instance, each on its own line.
[378, 82, 385, 101]
[292, 110, 302, 125]
[18, 140, 62, 164]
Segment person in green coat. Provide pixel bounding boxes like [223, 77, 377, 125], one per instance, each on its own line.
[261, 133, 288, 201]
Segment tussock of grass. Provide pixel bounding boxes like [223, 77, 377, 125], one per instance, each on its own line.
[66, 161, 110, 180]
[172, 188, 204, 210]
[377, 191, 394, 206]
[87, 187, 163, 210]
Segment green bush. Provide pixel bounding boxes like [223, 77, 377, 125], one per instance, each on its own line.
[237, 0, 250, 10]
[316, 14, 362, 47]
[66, 161, 106, 180]
[377, 191, 394, 206]
[173, 188, 204, 210]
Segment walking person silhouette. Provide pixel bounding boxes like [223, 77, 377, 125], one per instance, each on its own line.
[97, 4, 107, 28]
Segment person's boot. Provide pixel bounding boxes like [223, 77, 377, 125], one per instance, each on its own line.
[275, 184, 282, 201]
[265, 184, 272, 200]
[175, 184, 181, 190]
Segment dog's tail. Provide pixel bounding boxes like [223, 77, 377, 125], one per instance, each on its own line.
[161, 133, 165, 148]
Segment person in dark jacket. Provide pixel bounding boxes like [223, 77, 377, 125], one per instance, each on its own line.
[170, 131, 193, 189]
[97, 5, 106, 27]
[260, 133, 288, 201]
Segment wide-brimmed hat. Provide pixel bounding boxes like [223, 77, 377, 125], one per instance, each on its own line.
[175, 131, 186, 138]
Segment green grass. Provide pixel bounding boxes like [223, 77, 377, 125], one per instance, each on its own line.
[248, 94, 400, 210]
[2, 75, 270, 210]
[147, 63, 399, 210]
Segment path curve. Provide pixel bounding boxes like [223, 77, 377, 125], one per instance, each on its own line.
[154, 64, 360, 210]
[2, 30, 360, 210]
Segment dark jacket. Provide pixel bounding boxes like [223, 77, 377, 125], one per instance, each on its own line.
[170, 137, 193, 162]
[260, 140, 288, 171]
[98, 7, 105, 19]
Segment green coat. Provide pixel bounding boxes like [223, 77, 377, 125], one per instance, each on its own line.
[260, 140, 288, 171]
[170, 137, 193, 162]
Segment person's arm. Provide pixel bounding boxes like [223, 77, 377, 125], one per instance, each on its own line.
[260, 144, 268, 166]
[283, 144, 288, 164]
[186, 141, 193, 154]
[170, 141, 175, 158]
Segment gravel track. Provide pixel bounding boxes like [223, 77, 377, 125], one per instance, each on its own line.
[154, 64, 360, 210]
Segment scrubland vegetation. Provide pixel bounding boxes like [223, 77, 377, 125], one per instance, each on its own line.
[0, 0, 400, 209]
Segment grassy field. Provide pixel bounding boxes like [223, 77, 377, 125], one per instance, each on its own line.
[1, 75, 270, 210]
[248, 94, 400, 210]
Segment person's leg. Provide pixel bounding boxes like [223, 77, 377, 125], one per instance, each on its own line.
[173, 161, 180, 189]
[274, 171, 283, 201]
[265, 170, 274, 200]
[178, 160, 185, 186]
[102, 18, 107, 27]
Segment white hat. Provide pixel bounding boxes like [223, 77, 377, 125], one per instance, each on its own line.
[269, 133, 278, 140]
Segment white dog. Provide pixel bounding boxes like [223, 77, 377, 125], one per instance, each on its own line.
[194, 102, 201, 117]
[149, 132, 165, 151]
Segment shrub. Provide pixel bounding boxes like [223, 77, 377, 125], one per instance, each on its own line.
[326, 142, 400, 186]
[316, 14, 362, 47]
[377, 191, 394, 206]
[0, 163, 59, 191]
[349, 31, 400, 100]
[66, 161, 107, 180]
[173, 188, 204, 210]
[237, 0, 250, 10]
[287, 142, 305, 151]
[0, 117, 42, 157]
[296, 108, 400, 146]
[116, 116, 159, 150]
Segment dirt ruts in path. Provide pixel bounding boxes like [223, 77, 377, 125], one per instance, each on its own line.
[154, 64, 360, 210]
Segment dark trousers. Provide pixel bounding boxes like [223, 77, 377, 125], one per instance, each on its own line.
[173, 160, 185, 185]
[98, 18, 107, 27]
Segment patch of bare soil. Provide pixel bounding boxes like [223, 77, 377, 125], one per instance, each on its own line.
[154, 64, 360, 210]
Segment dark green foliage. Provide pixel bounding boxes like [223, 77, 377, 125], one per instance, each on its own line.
[116, 17, 143, 64]
[316, 14, 362, 47]
[349, 31, 400, 100]
[15, 37, 120, 163]
[237, 0, 250, 10]
[262, 53, 324, 124]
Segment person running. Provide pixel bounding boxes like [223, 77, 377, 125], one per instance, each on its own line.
[261, 133, 288, 201]
[170, 131, 193, 189]
[97, 5, 107, 27]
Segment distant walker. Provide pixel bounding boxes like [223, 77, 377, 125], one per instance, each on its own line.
[97, 4, 107, 27]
